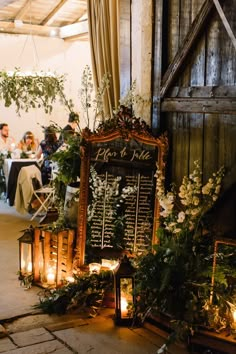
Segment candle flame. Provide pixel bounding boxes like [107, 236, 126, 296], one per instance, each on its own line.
[233, 309, 236, 322]
[121, 297, 128, 312]
[27, 262, 32, 273]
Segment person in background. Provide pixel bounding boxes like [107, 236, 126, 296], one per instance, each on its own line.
[36, 126, 61, 185]
[0, 123, 15, 154]
[59, 112, 79, 143]
[17, 131, 38, 153]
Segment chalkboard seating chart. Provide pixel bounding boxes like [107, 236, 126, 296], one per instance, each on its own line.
[87, 162, 155, 253]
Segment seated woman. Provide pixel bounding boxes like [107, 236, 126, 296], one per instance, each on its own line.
[36, 126, 61, 185]
[17, 131, 38, 155]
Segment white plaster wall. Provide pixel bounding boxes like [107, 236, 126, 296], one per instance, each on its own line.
[0, 34, 91, 144]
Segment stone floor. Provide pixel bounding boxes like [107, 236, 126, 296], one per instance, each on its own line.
[0, 200, 191, 353]
[0, 200, 40, 320]
[0, 308, 190, 354]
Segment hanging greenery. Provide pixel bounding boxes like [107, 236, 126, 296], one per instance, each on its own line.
[0, 68, 74, 114]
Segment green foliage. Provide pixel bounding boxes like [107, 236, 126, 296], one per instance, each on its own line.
[134, 163, 236, 348]
[134, 231, 213, 323]
[35, 271, 113, 316]
[52, 133, 81, 202]
[17, 271, 34, 289]
[0, 68, 73, 115]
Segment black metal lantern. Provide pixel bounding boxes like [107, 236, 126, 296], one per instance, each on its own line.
[18, 225, 34, 278]
[114, 255, 135, 325]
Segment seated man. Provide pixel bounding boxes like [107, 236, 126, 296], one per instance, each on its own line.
[0, 123, 15, 154]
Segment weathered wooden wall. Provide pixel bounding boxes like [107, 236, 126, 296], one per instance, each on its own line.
[119, 0, 236, 192]
[158, 0, 236, 190]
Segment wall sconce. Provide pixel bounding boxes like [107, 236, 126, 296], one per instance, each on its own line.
[114, 255, 135, 325]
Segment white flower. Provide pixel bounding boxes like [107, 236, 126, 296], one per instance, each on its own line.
[157, 344, 168, 354]
[193, 196, 200, 206]
[202, 185, 210, 195]
[191, 208, 200, 216]
[177, 211, 185, 223]
[173, 228, 182, 234]
[160, 210, 171, 218]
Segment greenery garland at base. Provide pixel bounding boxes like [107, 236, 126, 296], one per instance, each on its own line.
[34, 270, 113, 317]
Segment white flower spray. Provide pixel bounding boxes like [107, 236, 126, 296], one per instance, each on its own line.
[155, 161, 224, 237]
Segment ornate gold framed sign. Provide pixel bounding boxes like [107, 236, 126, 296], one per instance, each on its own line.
[75, 108, 168, 266]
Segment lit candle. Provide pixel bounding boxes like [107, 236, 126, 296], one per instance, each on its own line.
[233, 310, 236, 322]
[21, 259, 26, 272]
[101, 259, 119, 271]
[27, 262, 32, 273]
[121, 297, 128, 318]
[231, 309, 236, 331]
[47, 270, 55, 285]
[66, 276, 75, 283]
[89, 263, 101, 274]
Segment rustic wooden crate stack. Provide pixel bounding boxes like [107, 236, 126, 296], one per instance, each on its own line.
[33, 228, 75, 286]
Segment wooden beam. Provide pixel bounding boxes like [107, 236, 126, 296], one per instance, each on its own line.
[151, 0, 164, 134]
[213, 0, 236, 51]
[0, 21, 60, 38]
[0, 0, 16, 8]
[168, 86, 236, 98]
[161, 97, 236, 114]
[73, 11, 88, 23]
[15, 0, 31, 20]
[40, 0, 68, 26]
[60, 21, 88, 39]
[64, 33, 89, 42]
[119, 0, 131, 97]
[160, 0, 215, 98]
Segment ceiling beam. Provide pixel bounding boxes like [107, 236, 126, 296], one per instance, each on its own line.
[60, 21, 88, 39]
[0, 21, 60, 38]
[73, 11, 88, 23]
[64, 33, 89, 42]
[0, 20, 88, 40]
[15, 0, 31, 20]
[0, 0, 16, 8]
[160, 0, 216, 98]
[40, 0, 68, 26]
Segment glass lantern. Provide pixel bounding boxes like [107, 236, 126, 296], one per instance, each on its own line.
[18, 225, 34, 277]
[114, 255, 135, 325]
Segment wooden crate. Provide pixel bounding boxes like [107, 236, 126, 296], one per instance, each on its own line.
[33, 228, 75, 287]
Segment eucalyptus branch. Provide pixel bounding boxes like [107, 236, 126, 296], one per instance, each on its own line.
[0, 68, 68, 115]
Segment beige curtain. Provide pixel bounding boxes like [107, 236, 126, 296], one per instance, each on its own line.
[87, 0, 120, 119]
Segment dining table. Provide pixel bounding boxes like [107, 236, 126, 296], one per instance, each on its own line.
[3, 158, 40, 206]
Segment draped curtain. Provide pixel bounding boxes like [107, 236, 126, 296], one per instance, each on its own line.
[87, 0, 120, 119]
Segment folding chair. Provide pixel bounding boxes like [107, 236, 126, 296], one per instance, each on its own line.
[30, 183, 55, 221]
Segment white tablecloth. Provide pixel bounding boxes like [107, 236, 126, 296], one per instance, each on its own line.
[3, 158, 38, 185]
